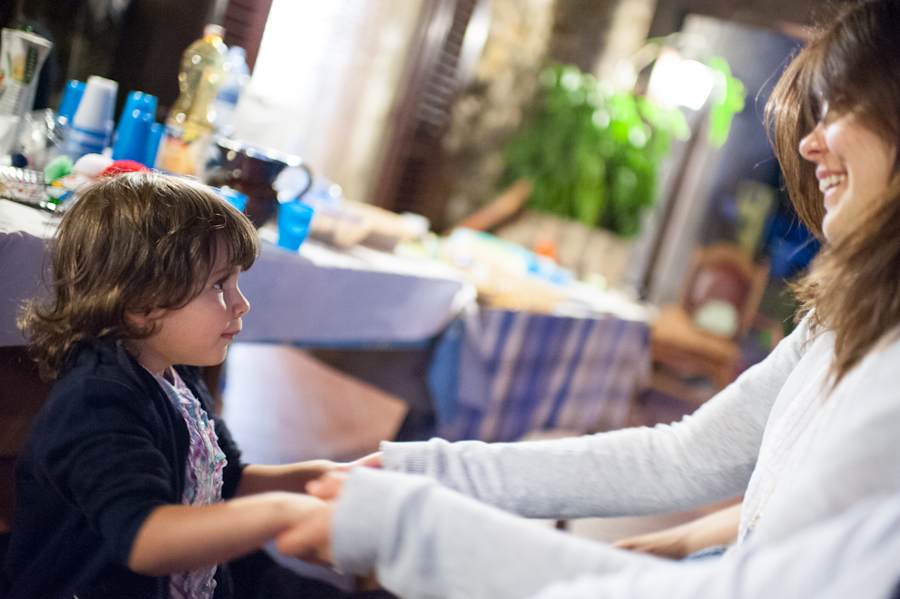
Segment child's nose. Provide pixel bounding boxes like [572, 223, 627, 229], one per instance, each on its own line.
[232, 286, 250, 317]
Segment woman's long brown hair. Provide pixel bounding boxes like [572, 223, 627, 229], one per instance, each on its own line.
[766, 0, 900, 386]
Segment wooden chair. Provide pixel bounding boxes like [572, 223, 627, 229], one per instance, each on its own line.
[649, 243, 769, 405]
[455, 179, 533, 232]
[0, 347, 53, 537]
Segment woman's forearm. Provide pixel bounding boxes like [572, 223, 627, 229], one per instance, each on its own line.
[128, 491, 324, 575]
[613, 502, 742, 559]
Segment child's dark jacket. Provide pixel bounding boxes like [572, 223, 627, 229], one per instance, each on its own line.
[3, 339, 246, 598]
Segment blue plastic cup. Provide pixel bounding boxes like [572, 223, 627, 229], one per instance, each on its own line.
[112, 91, 159, 163]
[277, 201, 315, 251]
[111, 107, 153, 162]
[65, 76, 117, 160]
[58, 80, 85, 124]
[122, 91, 158, 120]
[218, 186, 248, 212]
[145, 122, 164, 167]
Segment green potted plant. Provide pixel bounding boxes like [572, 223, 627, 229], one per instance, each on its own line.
[501, 61, 742, 238]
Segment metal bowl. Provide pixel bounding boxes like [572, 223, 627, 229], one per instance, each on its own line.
[209, 138, 311, 227]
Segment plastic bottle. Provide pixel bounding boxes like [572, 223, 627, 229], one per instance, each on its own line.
[155, 24, 227, 177]
[213, 46, 249, 138]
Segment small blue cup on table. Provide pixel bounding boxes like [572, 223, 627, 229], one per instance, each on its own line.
[277, 201, 315, 251]
[217, 186, 248, 212]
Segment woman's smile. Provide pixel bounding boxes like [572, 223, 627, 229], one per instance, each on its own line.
[799, 109, 896, 241]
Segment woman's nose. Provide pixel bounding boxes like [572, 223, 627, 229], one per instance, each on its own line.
[799, 123, 825, 162]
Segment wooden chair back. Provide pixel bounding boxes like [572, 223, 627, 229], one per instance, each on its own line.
[679, 243, 769, 340]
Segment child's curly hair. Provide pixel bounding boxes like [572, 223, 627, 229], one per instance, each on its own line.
[20, 172, 259, 379]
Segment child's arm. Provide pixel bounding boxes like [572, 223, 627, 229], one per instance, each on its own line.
[234, 461, 339, 496]
[128, 491, 325, 576]
[234, 455, 382, 496]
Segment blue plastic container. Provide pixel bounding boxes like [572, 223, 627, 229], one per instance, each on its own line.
[277, 201, 315, 251]
[57, 80, 86, 124]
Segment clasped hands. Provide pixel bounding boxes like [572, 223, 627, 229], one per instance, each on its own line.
[275, 451, 382, 565]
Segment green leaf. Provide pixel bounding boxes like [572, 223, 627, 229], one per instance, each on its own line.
[502, 61, 702, 236]
[708, 56, 746, 147]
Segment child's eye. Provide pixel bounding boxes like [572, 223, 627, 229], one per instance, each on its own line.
[213, 280, 226, 291]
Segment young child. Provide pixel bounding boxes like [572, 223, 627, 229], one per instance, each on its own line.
[2, 172, 334, 598]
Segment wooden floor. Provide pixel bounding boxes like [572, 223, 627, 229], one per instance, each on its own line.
[221, 343, 409, 465]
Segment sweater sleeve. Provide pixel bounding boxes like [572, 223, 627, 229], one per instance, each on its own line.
[380, 321, 811, 518]
[332, 468, 900, 599]
[331, 467, 657, 599]
[37, 375, 181, 566]
[524, 493, 900, 599]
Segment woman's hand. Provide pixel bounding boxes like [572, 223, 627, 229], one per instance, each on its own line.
[274, 499, 335, 565]
[335, 451, 383, 472]
[612, 525, 694, 560]
[274, 472, 347, 563]
[306, 471, 346, 500]
[613, 502, 742, 560]
[261, 454, 380, 562]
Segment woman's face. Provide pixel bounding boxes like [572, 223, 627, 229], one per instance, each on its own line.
[798, 104, 896, 242]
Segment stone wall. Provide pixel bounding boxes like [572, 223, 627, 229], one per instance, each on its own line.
[440, 0, 557, 229]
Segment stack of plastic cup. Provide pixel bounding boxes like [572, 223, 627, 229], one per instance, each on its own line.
[57, 80, 86, 126]
[112, 91, 158, 165]
[64, 76, 118, 161]
[145, 122, 164, 168]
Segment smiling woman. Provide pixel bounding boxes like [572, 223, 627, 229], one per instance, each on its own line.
[798, 106, 897, 242]
[265, 4, 900, 599]
[767, 0, 900, 384]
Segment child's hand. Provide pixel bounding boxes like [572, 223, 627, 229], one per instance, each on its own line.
[335, 451, 383, 472]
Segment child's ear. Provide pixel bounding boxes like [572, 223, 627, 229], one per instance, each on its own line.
[125, 309, 163, 331]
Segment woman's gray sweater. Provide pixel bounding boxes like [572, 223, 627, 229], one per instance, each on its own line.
[330, 320, 900, 598]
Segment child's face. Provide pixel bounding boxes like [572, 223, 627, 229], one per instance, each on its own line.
[126, 241, 250, 375]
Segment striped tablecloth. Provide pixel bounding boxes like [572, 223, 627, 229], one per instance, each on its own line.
[429, 307, 652, 442]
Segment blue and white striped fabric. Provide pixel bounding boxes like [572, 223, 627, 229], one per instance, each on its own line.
[429, 308, 651, 442]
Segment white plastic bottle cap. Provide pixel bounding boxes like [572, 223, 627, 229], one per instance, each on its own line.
[204, 24, 225, 38]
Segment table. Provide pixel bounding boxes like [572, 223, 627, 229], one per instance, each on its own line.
[0, 198, 654, 445]
[0, 199, 475, 349]
[430, 304, 652, 443]
[0, 200, 55, 347]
